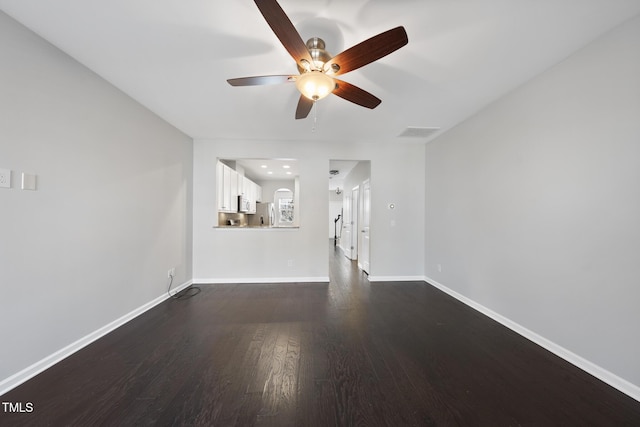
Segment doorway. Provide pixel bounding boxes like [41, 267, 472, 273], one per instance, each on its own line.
[350, 185, 359, 261]
[328, 160, 371, 273]
[359, 179, 371, 273]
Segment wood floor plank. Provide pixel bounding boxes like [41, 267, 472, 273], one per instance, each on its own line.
[2, 244, 640, 426]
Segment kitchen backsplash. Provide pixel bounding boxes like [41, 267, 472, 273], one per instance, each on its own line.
[218, 212, 247, 227]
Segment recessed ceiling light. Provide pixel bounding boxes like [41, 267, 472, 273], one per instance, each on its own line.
[286, 171, 292, 175]
[283, 165, 290, 169]
[267, 171, 273, 175]
[261, 164, 267, 168]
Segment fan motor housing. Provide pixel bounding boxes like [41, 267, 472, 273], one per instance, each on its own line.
[298, 37, 332, 73]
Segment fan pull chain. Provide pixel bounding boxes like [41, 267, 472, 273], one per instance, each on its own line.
[311, 100, 318, 133]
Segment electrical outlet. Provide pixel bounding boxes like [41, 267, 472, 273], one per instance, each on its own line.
[0, 168, 11, 188]
[167, 268, 175, 278]
[287, 259, 294, 268]
[437, 264, 442, 273]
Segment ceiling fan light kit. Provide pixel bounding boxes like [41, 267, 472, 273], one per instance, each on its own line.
[227, 0, 408, 120]
[296, 71, 335, 101]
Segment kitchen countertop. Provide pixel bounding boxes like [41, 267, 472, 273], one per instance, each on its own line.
[214, 225, 299, 229]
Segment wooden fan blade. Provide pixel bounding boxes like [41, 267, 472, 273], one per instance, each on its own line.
[325, 26, 408, 76]
[295, 95, 314, 119]
[332, 79, 381, 109]
[227, 75, 295, 86]
[255, 0, 313, 69]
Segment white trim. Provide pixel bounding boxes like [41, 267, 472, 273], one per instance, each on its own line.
[193, 276, 330, 284]
[424, 276, 640, 403]
[368, 275, 425, 282]
[0, 280, 193, 397]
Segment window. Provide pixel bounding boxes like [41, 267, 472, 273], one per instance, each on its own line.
[278, 197, 294, 224]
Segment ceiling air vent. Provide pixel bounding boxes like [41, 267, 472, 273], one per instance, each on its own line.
[398, 126, 440, 139]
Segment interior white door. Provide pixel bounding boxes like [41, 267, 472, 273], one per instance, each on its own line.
[359, 180, 371, 274]
[351, 186, 359, 261]
[341, 192, 351, 257]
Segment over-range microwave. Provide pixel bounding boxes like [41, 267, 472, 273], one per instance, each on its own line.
[238, 195, 251, 213]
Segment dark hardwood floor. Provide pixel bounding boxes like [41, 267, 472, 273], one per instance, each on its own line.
[2, 244, 640, 426]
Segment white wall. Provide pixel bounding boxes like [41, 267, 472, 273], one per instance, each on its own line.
[0, 12, 193, 388]
[193, 139, 425, 282]
[425, 15, 640, 391]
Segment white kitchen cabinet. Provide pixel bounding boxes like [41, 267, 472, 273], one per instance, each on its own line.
[241, 176, 248, 198]
[217, 161, 238, 213]
[240, 176, 262, 213]
[217, 163, 262, 214]
[216, 162, 225, 211]
[237, 172, 245, 196]
[243, 177, 256, 213]
[230, 169, 238, 212]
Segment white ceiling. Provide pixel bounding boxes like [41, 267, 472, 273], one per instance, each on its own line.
[223, 158, 356, 190]
[231, 158, 300, 182]
[2, 0, 640, 143]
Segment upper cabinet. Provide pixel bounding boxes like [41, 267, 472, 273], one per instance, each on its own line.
[217, 160, 262, 214]
[243, 177, 259, 213]
[217, 161, 238, 213]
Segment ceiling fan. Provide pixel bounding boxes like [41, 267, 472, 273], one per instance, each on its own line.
[227, 0, 408, 119]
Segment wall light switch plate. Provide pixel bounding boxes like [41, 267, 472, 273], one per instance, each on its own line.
[0, 168, 11, 188]
[21, 173, 37, 191]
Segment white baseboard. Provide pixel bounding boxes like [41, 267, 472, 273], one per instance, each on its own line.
[368, 275, 425, 282]
[0, 280, 193, 397]
[424, 276, 640, 403]
[193, 276, 330, 284]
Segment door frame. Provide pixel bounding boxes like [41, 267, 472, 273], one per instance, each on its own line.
[358, 179, 371, 273]
[350, 185, 359, 261]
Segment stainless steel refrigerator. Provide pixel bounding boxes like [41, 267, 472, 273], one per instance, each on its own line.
[248, 202, 275, 227]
